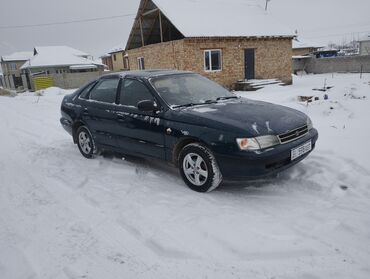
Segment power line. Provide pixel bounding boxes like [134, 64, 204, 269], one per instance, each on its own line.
[0, 13, 136, 29]
[302, 21, 370, 34]
[305, 30, 369, 40]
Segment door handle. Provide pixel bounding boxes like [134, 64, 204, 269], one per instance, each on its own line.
[114, 111, 127, 122]
[82, 108, 89, 115]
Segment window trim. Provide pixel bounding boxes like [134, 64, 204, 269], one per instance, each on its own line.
[85, 77, 120, 105]
[118, 77, 159, 111]
[76, 80, 98, 101]
[137, 57, 145, 70]
[204, 49, 222, 72]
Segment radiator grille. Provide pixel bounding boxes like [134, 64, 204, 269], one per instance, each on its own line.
[278, 125, 308, 144]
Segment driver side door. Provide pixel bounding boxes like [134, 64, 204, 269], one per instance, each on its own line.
[114, 78, 165, 159]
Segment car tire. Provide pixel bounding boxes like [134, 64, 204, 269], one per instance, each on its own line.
[76, 126, 96, 159]
[179, 143, 223, 192]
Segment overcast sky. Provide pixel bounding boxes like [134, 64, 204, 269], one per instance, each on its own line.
[0, 0, 369, 59]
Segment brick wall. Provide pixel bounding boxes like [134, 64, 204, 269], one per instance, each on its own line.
[52, 71, 103, 89]
[127, 37, 293, 87]
[304, 55, 370, 74]
[127, 40, 185, 71]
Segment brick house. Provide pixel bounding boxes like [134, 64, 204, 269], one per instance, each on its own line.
[125, 0, 295, 87]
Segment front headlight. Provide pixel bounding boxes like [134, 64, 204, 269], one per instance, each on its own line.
[307, 117, 313, 130]
[236, 135, 280, 151]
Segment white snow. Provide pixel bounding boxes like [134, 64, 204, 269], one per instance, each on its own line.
[292, 38, 323, 49]
[1, 51, 33, 62]
[0, 74, 370, 279]
[152, 0, 294, 37]
[108, 45, 125, 54]
[20, 46, 103, 70]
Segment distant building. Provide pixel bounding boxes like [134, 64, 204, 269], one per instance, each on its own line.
[101, 54, 113, 71]
[313, 49, 339, 59]
[359, 34, 370, 55]
[292, 39, 323, 56]
[108, 46, 129, 71]
[0, 72, 4, 87]
[125, 0, 295, 87]
[20, 46, 105, 91]
[0, 51, 33, 90]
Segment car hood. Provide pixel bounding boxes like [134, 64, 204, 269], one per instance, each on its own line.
[167, 98, 308, 137]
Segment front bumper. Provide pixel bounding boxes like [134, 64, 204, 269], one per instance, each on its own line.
[215, 128, 319, 180]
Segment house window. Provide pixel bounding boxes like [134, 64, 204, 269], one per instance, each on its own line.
[113, 54, 117, 61]
[204, 49, 222, 72]
[124, 56, 129, 70]
[137, 57, 145, 70]
[9, 63, 17, 71]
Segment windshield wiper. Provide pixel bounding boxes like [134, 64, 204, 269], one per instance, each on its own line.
[172, 99, 217, 109]
[216, 96, 239, 101]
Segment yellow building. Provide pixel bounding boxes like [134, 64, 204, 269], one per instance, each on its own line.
[109, 46, 130, 72]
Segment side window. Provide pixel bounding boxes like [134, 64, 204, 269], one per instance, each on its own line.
[89, 78, 119, 103]
[204, 49, 222, 72]
[119, 79, 154, 108]
[79, 82, 96, 99]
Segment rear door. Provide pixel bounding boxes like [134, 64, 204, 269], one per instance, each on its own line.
[114, 78, 165, 159]
[81, 77, 120, 148]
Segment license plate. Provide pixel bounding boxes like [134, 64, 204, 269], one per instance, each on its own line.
[291, 141, 312, 161]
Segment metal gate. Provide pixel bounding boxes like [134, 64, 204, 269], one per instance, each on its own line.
[33, 76, 54, 91]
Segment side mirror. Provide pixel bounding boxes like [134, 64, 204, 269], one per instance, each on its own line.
[137, 100, 159, 112]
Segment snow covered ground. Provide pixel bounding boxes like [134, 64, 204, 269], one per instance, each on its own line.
[0, 74, 369, 279]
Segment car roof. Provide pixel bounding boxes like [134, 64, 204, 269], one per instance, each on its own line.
[101, 69, 193, 80]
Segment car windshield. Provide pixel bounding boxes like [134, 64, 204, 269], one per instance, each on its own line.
[150, 73, 237, 108]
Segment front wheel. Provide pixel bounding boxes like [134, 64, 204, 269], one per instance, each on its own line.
[76, 126, 96, 159]
[179, 143, 223, 192]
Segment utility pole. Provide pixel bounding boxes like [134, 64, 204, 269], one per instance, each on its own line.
[265, 0, 271, 11]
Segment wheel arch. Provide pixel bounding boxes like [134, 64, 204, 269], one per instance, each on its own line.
[172, 137, 211, 167]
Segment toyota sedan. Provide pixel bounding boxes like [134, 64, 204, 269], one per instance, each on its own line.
[60, 70, 318, 192]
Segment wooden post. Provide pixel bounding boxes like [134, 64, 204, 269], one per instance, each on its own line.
[139, 17, 145, 47]
[360, 64, 363, 79]
[159, 10, 163, 43]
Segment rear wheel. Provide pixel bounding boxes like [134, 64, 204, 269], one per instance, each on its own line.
[76, 126, 96, 159]
[179, 143, 223, 192]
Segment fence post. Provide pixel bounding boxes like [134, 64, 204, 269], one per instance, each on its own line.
[360, 65, 363, 79]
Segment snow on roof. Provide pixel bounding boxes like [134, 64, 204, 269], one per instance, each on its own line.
[293, 39, 323, 49]
[292, 55, 311, 59]
[21, 46, 103, 70]
[108, 45, 125, 54]
[152, 0, 294, 37]
[100, 53, 111, 58]
[69, 64, 97, 70]
[1, 51, 33, 62]
[35, 46, 89, 57]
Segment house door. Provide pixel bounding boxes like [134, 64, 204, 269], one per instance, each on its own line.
[244, 49, 255, 80]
